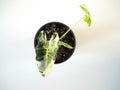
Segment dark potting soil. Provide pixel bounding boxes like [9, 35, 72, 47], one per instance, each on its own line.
[34, 22, 76, 64]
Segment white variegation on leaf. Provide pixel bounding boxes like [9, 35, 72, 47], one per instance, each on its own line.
[36, 31, 73, 77]
[36, 31, 59, 77]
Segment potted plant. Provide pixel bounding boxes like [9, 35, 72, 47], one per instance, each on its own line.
[34, 4, 91, 77]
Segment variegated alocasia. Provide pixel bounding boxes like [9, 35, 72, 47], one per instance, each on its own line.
[35, 4, 92, 77]
[36, 31, 59, 77]
[35, 31, 73, 77]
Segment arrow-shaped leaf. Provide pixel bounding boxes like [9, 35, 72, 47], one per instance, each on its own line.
[36, 31, 59, 77]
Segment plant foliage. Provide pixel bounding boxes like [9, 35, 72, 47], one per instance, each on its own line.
[36, 31, 73, 77]
[80, 4, 91, 26]
[35, 4, 92, 77]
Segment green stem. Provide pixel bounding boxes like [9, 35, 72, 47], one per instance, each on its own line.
[59, 28, 71, 40]
[59, 18, 83, 40]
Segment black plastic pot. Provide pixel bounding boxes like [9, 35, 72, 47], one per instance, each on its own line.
[34, 22, 76, 64]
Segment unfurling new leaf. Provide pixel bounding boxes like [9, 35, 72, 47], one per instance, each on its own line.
[59, 41, 73, 49]
[80, 4, 91, 27]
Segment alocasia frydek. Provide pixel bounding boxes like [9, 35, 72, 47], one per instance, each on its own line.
[35, 4, 91, 77]
[36, 31, 73, 77]
[36, 31, 59, 76]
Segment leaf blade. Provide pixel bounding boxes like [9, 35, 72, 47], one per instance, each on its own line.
[36, 31, 60, 77]
[80, 4, 92, 27]
[59, 41, 73, 49]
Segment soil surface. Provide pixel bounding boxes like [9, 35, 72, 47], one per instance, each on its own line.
[34, 22, 76, 64]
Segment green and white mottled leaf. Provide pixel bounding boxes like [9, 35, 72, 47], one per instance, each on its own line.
[36, 31, 73, 77]
[36, 31, 59, 77]
[80, 4, 91, 27]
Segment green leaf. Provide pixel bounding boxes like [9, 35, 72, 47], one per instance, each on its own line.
[36, 31, 59, 77]
[59, 41, 73, 49]
[80, 4, 91, 27]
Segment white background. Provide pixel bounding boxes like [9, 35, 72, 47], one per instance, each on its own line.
[0, 0, 120, 90]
